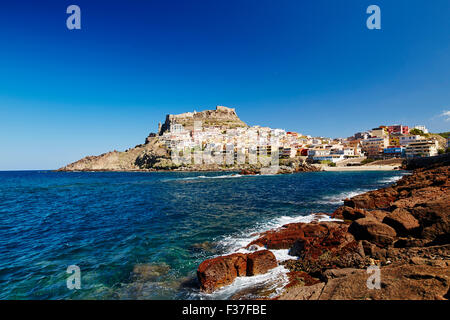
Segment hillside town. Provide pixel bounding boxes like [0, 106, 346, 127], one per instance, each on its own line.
[155, 106, 448, 167]
[59, 105, 449, 172]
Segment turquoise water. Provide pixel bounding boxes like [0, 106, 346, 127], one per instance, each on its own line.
[0, 170, 406, 299]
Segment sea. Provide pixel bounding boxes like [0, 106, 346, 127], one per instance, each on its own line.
[0, 170, 408, 299]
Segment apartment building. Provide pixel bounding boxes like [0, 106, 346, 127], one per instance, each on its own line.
[361, 137, 389, 158]
[383, 146, 405, 159]
[405, 140, 438, 158]
[400, 135, 424, 146]
[389, 135, 400, 147]
[370, 127, 388, 138]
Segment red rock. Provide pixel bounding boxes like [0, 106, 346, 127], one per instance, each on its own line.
[246, 250, 278, 276]
[285, 271, 321, 289]
[247, 222, 329, 249]
[344, 187, 398, 209]
[348, 217, 397, 246]
[367, 210, 388, 222]
[331, 206, 367, 220]
[383, 208, 420, 236]
[197, 253, 247, 293]
[332, 206, 388, 223]
[239, 169, 258, 175]
[409, 195, 450, 243]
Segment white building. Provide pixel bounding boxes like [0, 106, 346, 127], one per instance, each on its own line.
[413, 125, 429, 134]
[405, 140, 438, 158]
[307, 149, 331, 157]
[400, 135, 425, 146]
[312, 154, 345, 163]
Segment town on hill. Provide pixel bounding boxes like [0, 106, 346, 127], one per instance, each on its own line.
[59, 105, 450, 172]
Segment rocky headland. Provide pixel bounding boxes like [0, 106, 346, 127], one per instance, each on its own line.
[57, 106, 318, 173]
[196, 155, 450, 300]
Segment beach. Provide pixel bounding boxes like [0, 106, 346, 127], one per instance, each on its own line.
[321, 165, 399, 171]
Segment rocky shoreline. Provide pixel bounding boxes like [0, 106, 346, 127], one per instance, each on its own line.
[196, 157, 450, 300]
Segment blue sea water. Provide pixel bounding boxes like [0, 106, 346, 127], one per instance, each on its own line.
[0, 170, 407, 300]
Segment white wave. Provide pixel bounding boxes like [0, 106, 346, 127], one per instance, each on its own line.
[218, 213, 338, 255]
[378, 174, 404, 184]
[199, 265, 290, 300]
[314, 189, 372, 205]
[196, 213, 340, 299]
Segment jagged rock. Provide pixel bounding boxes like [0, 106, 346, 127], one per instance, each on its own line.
[246, 250, 277, 276]
[344, 187, 398, 209]
[383, 208, 420, 236]
[197, 253, 247, 293]
[285, 271, 321, 288]
[197, 250, 278, 293]
[197, 163, 450, 298]
[247, 222, 330, 250]
[332, 207, 388, 222]
[361, 240, 387, 262]
[317, 264, 450, 300]
[332, 206, 370, 221]
[348, 217, 397, 246]
[409, 195, 450, 243]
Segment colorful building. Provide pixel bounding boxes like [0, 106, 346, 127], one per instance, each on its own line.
[383, 146, 405, 158]
[387, 125, 409, 135]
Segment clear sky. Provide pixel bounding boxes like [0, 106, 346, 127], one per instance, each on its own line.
[0, 0, 449, 170]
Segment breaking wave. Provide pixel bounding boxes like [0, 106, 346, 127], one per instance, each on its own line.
[195, 213, 340, 299]
[314, 188, 373, 205]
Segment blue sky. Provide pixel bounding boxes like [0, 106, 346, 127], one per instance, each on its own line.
[0, 0, 449, 170]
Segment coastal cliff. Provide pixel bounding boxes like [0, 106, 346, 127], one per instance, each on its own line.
[58, 106, 246, 172]
[197, 159, 450, 300]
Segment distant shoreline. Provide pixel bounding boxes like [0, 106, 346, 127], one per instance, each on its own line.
[321, 165, 400, 171]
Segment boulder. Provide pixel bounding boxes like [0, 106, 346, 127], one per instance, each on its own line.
[367, 210, 388, 222]
[344, 187, 398, 210]
[284, 223, 367, 273]
[247, 222, 329, 250]
[383, 208, 420, 236]
[348, 217, 397, 246]
[246, 250, 278, 276]
[197, 253, 247, 293]
[331, 206, 368, 221]
[409, 195, 450, 243]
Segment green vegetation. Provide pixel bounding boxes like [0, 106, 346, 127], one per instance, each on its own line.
[319, 160, 336, 167]
[409, 128, 430, 137]
[361, 158, 375, 165]
[437, 132, 450, 139]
